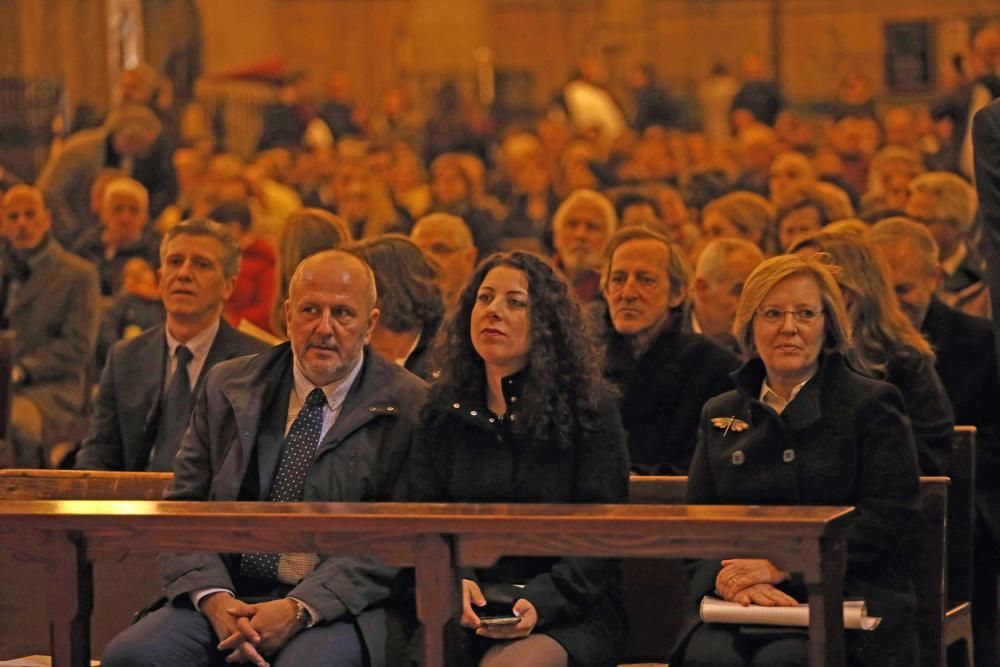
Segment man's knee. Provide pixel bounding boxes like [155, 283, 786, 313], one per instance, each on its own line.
[101, 604, 216, 667]
[273, 620, 366, 667]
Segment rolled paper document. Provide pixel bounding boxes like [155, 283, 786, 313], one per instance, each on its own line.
[700, 596, 881, 631]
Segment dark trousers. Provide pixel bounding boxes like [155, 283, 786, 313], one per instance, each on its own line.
[101, 599, 366, 667]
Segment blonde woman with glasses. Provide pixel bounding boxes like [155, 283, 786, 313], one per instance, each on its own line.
[673, 253, 920, 667]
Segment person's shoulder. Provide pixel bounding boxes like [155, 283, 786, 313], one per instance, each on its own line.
[368, 350, 429, 396]
[50, 241, 100, 281]
[826, 356, 904, 405]
[56, 128, 107, 157]
[702, 387, 743, 415]
[216, 319, 273, 356]
[106, 324, 165, 365]
[672, 329, 741, 367]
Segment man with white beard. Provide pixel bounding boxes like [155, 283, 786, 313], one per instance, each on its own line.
[550, 189, 617, 304]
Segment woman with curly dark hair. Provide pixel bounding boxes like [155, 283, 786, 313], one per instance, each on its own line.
[408, 251, 629, 667]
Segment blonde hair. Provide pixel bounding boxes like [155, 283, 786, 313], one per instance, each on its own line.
[789, 229, 933, 377]
[703, 191, 775, 252]
[734, 253, 853, 361]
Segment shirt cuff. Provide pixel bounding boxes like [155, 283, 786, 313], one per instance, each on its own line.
[191, 587, 234, 610]
[287, 596, 321, 628]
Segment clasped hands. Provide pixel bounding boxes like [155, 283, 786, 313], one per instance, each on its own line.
[201, 592, 305, 666]
[715, 558, 797, 607]
[460, 579, 539, 640]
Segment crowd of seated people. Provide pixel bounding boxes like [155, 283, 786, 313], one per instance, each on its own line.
[0, 23, 999, 666]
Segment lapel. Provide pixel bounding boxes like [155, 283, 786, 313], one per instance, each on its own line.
[7, 240, 58, 319]
[217, 344, 293, 500]
[314, 351, 399, 457]
[195, 319, 235, 397]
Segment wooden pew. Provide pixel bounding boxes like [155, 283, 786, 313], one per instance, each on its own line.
[944, 427, 976, 666]
[0, 500, 855, 667]
[0, 470, 172, 660]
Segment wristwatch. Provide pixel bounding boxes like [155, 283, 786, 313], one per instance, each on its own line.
[289, 598, 311, 628]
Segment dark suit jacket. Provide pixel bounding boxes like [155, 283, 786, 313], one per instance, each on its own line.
[676, 354, 920, 666]
[75, 319, 269, 471]
[601, 314, 741, 475]
[922, 297, 1000, 545]
[160, 344, 427, 667]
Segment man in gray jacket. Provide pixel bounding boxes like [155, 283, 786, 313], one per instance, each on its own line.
[101, 250, 427, 667]
[0, 185, 100, 467]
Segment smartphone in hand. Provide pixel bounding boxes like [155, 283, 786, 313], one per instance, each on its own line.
[474, 601, 520, 626]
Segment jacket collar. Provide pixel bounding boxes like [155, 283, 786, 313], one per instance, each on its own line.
[730, 353, 843, 432]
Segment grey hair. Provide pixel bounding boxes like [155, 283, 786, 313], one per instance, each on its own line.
[160, 218, 242, 279]
[868, 216, 940, 276]
[552, 189, 618, 237]
[908, 172, 977, 234]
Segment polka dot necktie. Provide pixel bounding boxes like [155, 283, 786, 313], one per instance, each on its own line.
[240, 387, 327, 581]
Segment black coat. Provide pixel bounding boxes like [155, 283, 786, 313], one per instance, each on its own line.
[408, 370, 630, 667]
[602, 319, 741, 475]
[884, 352, 954, 476]
[921, 297, 1000, 546]
[675, 354, 920, 666]
[973, 99, 1000, 378]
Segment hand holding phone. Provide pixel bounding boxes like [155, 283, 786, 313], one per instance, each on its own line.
[474, 601, 520, 626]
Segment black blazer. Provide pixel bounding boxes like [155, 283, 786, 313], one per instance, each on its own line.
[75, 319, 270, 471]
[602, 320, 741, 475]
[972, 99, 1000, 373]
[409, 370, 629, 667]
[675, 354, 920, 666]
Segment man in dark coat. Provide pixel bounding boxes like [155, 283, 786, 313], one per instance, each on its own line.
[76, 219, 268, 472]
[101, 250, 427, 667]
[0, 185, 100, 467]
[870, 218, 1000, 667]
[599, 227, 740, 474]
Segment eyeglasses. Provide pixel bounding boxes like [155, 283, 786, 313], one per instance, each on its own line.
[755, 308, 824, 324]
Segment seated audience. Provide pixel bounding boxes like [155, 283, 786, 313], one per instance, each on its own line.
[410, 212, 478, 309]
[101, 250, 426, 667]
[774, 187, 829, 252]
[675, 253, 920, 667]
[75, 219, 268, 471]
[768, 151, 817, 206]
[96, 257, 165, 368]
[501, 145, 561, 253]
[905, 171, 991, 318]
[319, 157, 405, 240]
[271, 208, 353, 338]
[550, 189, 617, 304]
[0, 185, 100, 468]
[409, 250, 628, 667]
[71, 176, 161, 296]
[688, 238, 765, 353]
[598, 227, 740, 474]
[429, 153, 502, 255]
[350, 234, 444, 381]
[791, 230, 954, 475]
[701, 191, 776, 255]
[37, 103, 174, 247]
[209, 200, 278, 335]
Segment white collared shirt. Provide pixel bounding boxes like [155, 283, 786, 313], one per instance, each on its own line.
[759, 375, 813, 414]
[164, 318, 221, 390]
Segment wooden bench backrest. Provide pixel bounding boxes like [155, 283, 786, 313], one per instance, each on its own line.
[947, 426, 976, 605]
[0, 469, 172, 500]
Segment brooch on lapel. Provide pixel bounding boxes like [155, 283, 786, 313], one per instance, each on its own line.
[710, 416, 750, 438]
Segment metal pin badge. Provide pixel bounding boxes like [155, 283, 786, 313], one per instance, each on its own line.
[711, 416, 749, 438]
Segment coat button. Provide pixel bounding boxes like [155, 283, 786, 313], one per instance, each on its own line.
[386, 406, 395, 412]
[732, 451, 745, 466]
[510, 396, 517, 403]
[488, 417, 495, 423]
[783, 449, 795, 463]
[470, 410, 478, 416]
[452, 403, 460, 409]
[369, 407, 377, 412]
[509, 413, 517, 421]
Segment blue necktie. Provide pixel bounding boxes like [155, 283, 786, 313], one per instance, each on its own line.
[240, 388, 327, 580]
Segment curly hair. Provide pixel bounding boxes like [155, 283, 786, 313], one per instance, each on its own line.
[428, 251, 606, 449]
